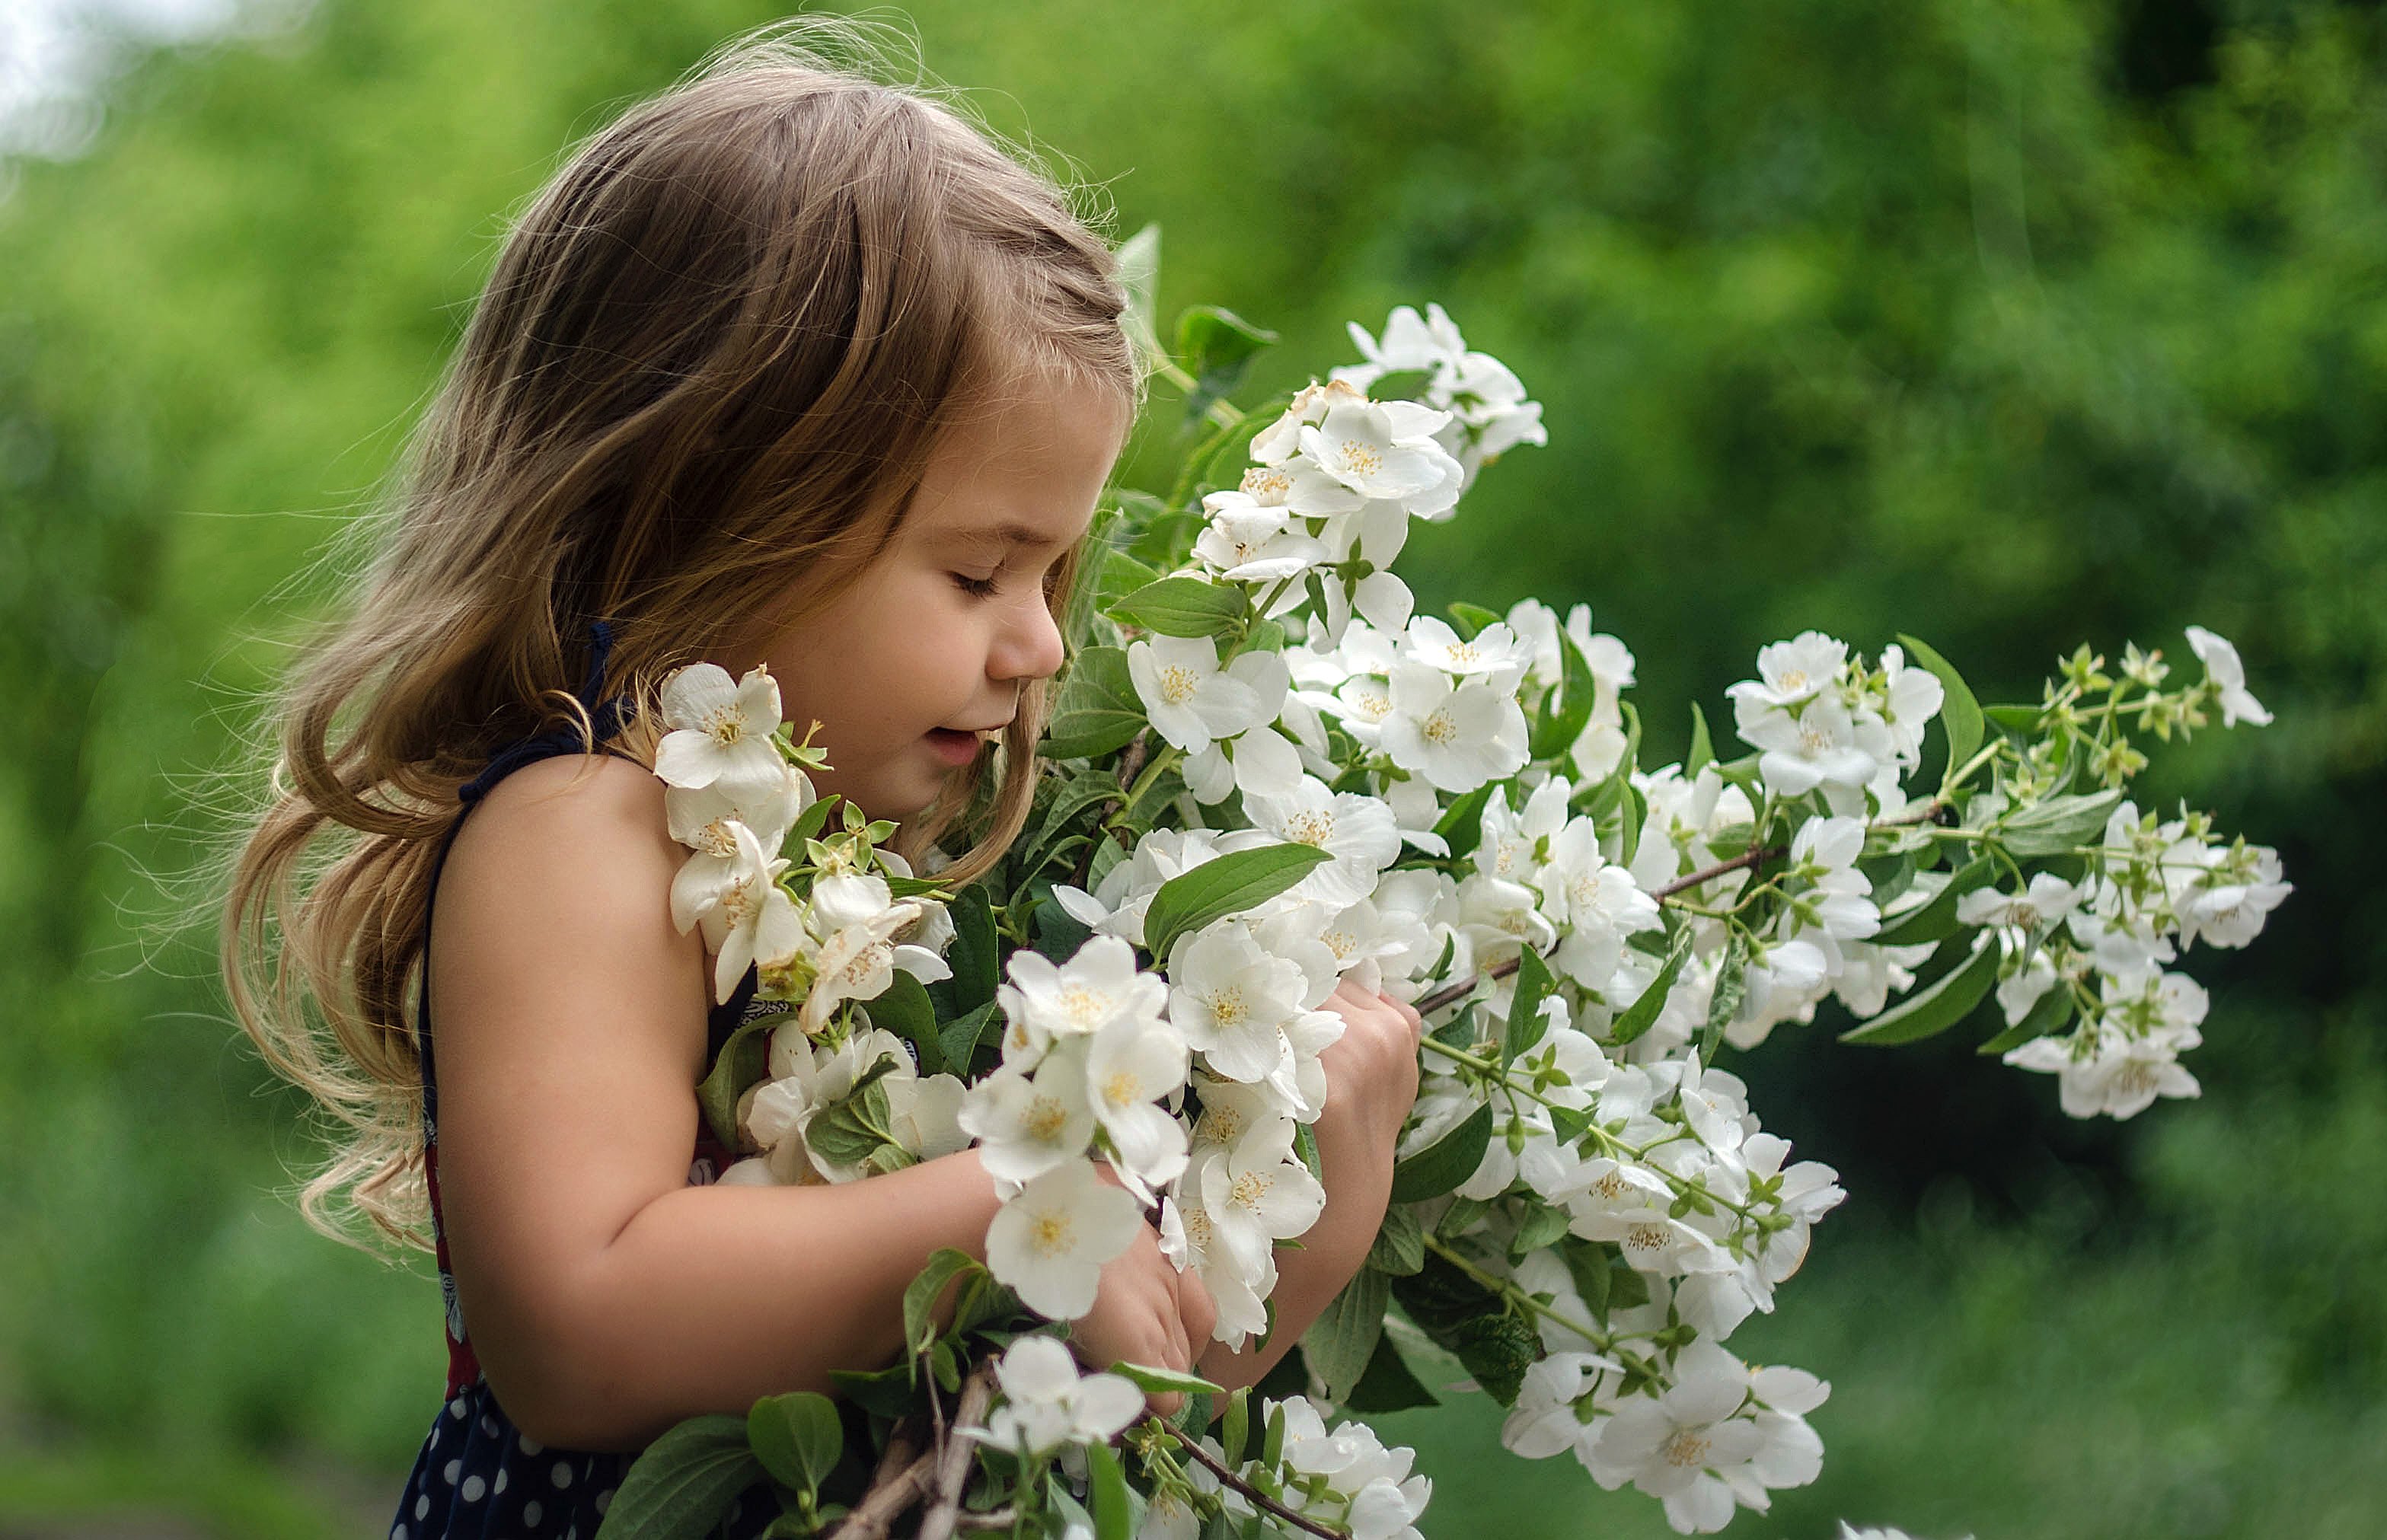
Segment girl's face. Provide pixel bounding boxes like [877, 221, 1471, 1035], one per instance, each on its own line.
[723, 374, 1131, 821]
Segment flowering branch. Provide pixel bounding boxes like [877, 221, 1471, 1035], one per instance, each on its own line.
[1158, 1420, 1353, 1540]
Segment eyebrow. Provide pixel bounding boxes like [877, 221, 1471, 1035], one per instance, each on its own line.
[943, 521, 1070, 554]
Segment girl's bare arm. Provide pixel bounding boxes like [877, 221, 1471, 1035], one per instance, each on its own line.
[427, 754, 1181, 1452]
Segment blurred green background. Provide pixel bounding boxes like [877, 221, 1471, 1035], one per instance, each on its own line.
[2, 1, 2382, 1535]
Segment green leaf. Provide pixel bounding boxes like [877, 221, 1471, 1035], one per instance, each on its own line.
[1841, 932, 2002, 1045]
[1097, 550, 1163, 605]
[1508, 1200, 1573, 1258]
[1366, 367, 1433, 401]
[1446, 601, 1502, 640]
[1997, 789, 2124, 859]
[1367, 1205, 1426, 1277]
[1977, 975, 2078, 1055]
[593, 1415, 762, 1540]
[1502, 945, 1556, 1063]
[787, 793, 839, 849]
[1222, 1388, 1250, 1468]
[1339, 1332, 1440, 1414]
[1175, 304, 1278, 422]
[1435, 1194, 1489, 1240]
[1874, 854, 1996, 945]
[1530, 623, 1598, 760]
[747, 1392, 842, 1499]
[1685, 702, 1715, 780]
[1144, 842, 1336, 962]
[1029, 769, 1132, 864]
[941, 886, 1000, 1014]
[1300, 1266, 1390, 1402]
[1698, 935, 1750, 1059]
[804, 1055, 906, 1166]
[902, 1248, 981, 1358]
[1432, 782, 1497, 861]
[1086, 1439, 1134, 1540]
[825, 1363, 916, 1420]
[1559, 1237, 1613, 1321]
[863, 972, 940, 1073]
[1109, 1361, 1227, 1396]
[1610, 929, 1692, 1046]
[1389, 1102, 1493, 1204]
[1447, 1312, 1539, 1406]
[1109, 576, 1245, 638]
[937, 1001, 1001, 1079]
[1262, 1401, 1286, 1468]
[695, 1011, 783, 1151]
[1897, 633, 1983, 774]
[1042, 646, 1146, 760]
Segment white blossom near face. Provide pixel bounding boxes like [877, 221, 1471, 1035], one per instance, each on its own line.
[798, 898, 930, 1037]
[1297, 397, 1463, 511]
[2183, 624, 2273, 727]
[1242, 776, 1403, 908]
[664, 760, 810, 866]
[653, 662, 791, 797]
[1127, 634, 1290, 755]
[667, 818, 805, 1004]
[984, 1158, 1145, 1320]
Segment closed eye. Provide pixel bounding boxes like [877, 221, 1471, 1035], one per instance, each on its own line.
[951, 570, 1001, 600]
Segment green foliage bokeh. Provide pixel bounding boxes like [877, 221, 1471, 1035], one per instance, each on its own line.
[1, 2, 2381, 1535]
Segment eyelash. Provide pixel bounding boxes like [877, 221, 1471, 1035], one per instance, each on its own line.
[952, 566, 1066, 601]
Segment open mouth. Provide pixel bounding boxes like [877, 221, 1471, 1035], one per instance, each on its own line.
[924, 727, 983, 766]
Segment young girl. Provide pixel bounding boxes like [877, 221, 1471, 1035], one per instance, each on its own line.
[218, 21, 1422, 1540]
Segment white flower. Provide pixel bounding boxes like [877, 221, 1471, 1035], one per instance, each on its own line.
[1379, 662, 1530, 792]
[1297, 397, 1463, 511]
[1733, 633, 1846, 710]
[984, 1159, 1145, 1320]
[1128, 635, 1290, 755]
[654, 662, 788, 794]
[1193, 493, 1330, 581]
[996, 936, 1170, 1063]
[1401, 615, 1527, 680]
[1159, 1185, 1269, 1347]
[1197, 1123, 1326, 1275]
[2002, 1018, 2202, 1120]
[2184, 624, 2273, 727]
[1731, 691, 1882, 802]
[1084, 1020, 1192, 1203]
[1243, 777, 1403, 907]
[1782, 816, 1878, 943]
[1871, 644, 1945, 767]
[1585, 1347, 1762, 1533]
[669, 819, 805, 1004]
[801, 898, 930, 1037]
[960, 1048, 1098, 1190]
[664, 768, 810, 864]
[1955, 873, 2082, 936]
[975, 1334, 1144, 1457]
[1167, 923, 1313, 1085]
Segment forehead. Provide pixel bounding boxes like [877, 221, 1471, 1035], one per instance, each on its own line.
[904, 375, 1131, 550]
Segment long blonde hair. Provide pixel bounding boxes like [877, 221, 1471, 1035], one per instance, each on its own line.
[217, 17, 1144, 1252]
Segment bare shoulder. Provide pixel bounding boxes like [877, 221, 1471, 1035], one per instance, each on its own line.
[429, 751, 710, 1076]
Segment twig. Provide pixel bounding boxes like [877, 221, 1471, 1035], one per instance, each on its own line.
[1158, 1422, 1350, 1540]
[1409, 799, 1951, 1016]
[956, 1510, 1019, 1531]
[916, 1361, 999, 1540]
[827, 1446, 937, 1540]
[1073, 729, 1153, 887]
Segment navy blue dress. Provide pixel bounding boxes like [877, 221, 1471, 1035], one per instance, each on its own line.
[391, 629, 781, 1540]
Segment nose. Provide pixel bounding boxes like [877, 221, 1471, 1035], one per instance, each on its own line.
[991, 589, 1067, 686]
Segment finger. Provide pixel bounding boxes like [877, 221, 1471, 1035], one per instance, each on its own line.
[1176, 1261, 1220, 1354]
[1380, 987, 1425, 1045]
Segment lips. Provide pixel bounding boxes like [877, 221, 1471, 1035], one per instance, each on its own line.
[924, 726, 984, 767]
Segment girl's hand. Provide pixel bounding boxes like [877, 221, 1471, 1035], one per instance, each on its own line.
[1314, 977, 1426, 1160]
[1070, 1169, 1219, 1416]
